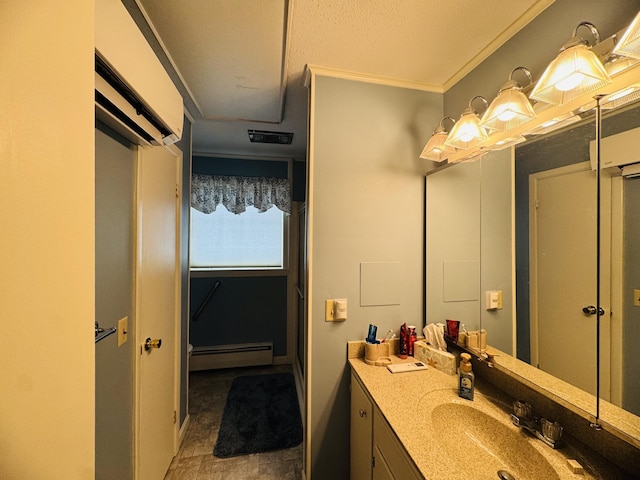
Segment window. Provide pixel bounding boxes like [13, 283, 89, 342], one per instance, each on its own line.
[190, 173, 291, 270]
[190, 205, 285, 269]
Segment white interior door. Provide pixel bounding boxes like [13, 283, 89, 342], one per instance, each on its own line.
[135, 145, 181, 480]
[530, 162, 611, 397]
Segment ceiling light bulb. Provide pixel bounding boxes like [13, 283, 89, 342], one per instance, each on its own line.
[530, 23, 611, 106]
[458, 130, 475, 143]
[480, 68, 536, 132]
[419, 117, 456, 162]
[497, 109, 517, 122]
[555, 71, 585, 91]
[445, 96, 489, 150]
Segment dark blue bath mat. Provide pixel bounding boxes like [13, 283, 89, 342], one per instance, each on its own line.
[213, 372, 302, 458]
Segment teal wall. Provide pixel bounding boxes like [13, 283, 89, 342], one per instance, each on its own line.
[190, 276, 288, 355]
[308, 74, 441, 478]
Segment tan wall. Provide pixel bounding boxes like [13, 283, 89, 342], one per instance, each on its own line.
[0, 2, 95, 478]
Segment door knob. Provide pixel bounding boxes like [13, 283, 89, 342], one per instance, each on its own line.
[144, 337, 162, 351]
[582, 305, 605, 315]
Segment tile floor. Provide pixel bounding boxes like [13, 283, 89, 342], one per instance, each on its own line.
[163, 364, 303, 480]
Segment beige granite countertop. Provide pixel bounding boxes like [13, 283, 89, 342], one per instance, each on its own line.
[349, 348, 628, 480]
[488, 345, 640, 449]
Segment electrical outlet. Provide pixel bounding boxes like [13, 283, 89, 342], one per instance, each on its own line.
[118, 316, 128, 346]
[634, 289, 640, 307]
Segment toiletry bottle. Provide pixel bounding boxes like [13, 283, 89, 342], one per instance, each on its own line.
[458, 353, 474, 400]
[399, 323, 408, 359]
[408, 325, 417, 356]
[458, 324, 468, 347]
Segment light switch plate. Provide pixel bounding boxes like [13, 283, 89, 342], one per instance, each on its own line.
[485, 290, 503, 310]
[118, 316, 128, 346]
[634, 289, 640, 307]
[334, 298, 347, 320]
[325, 300, 334, 321]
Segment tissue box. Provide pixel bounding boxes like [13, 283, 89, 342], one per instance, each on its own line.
[414, 341, 456, 375]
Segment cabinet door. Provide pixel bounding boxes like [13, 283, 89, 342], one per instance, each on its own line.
[373, 408, 422, 480]
[351, 373, 373, 479]
[372, 445, 394, 480]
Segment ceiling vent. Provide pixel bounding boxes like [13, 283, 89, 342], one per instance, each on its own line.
[248, 129, 293, 144]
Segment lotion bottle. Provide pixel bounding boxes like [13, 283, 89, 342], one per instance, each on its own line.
[458, 353, 474, 400]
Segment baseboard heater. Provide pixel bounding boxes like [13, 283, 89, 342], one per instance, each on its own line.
[189, 342, 273, 371]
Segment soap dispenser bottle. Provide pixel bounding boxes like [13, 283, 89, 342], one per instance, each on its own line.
[458, 353, 474, 400]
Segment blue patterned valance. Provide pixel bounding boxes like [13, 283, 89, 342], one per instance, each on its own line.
[191, 174, 291, 215]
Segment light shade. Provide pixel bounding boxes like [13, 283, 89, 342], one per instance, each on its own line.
[530, 23, 611, 106]
[530, 44, 611, 105]
[481, 67, 536, 132]
[419, 117, 455, 161]
[444, 97, 488, 150]
[613, 10, 640, 59]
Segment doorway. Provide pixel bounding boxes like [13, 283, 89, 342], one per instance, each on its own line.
[529, 162, 612, 397]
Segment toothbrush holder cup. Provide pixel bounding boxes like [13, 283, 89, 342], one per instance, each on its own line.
[364, 342, 391, 366]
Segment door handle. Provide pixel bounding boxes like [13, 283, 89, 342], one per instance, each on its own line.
[144, 337, 162, 351]
[582, 305, 605, 315]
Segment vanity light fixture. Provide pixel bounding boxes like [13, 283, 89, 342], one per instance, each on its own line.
[444, 96, 489, 150]
[612, 10, 640, 59]
[451, 148, 488, 164]
[523, 111, 581, 136]
[601, 84, 640, 110]
[481, 67, 536, 132]
[419, 117, 456, 161]
[493, 135, 526, 150]
[530, 22, 611, 106]
[603, 54, 639, 77]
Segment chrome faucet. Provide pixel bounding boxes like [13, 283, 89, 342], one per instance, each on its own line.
[511, 400, 563, 448]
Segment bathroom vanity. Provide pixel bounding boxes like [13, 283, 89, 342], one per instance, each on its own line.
[349, 351, 635, 479]
[351, 371, 422, 479]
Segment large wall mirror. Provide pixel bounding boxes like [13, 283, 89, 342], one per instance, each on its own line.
[426, 95, 640, 446]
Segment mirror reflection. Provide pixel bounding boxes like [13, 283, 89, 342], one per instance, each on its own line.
[425, 99, 640, 441]
[516, 100, 640, 419]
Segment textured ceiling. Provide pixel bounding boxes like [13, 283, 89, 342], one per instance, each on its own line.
[287, 0, 551, 89]
[139, 0, 288, 123]
[135, 0, 554, 159]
